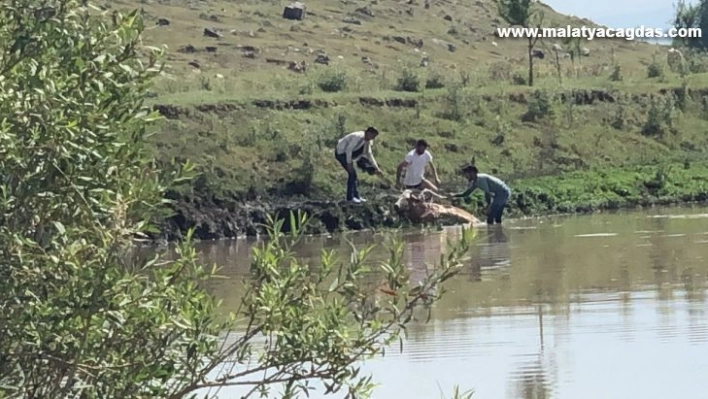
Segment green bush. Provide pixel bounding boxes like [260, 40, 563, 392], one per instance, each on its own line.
[317, 69, 348, 92]
[440, 84, 466, 121]
[642, 95, 675, 136]
[395, 67, 421, 92]
[646, 55, 664, 78]
[522, 89, 554, 122]
[425, 71, 446, 89]
[609, 65, 623, 82]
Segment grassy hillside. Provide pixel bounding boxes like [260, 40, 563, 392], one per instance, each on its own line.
[107, 0, 708, 214]
[132, 0, 653, 84]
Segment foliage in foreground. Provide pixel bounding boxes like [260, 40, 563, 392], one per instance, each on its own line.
[0, 1, 474, 398]
[202, 213, 474, 398]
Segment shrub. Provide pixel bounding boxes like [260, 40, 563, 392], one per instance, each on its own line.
[646, 55, 664, 78]
[610, 104, 627, 130]
[440, 84, 466, 121]
[685, 50, 708, 73]
[522, 89, 554, 122]
[609, 65, 623, 82]
[425, 71, 446, 89]
[642, 95, 675, 137]
[395, 67, 421, 92]
[511, 73, 527, 85]
[488, 61, 512, 81]
[317, 69, 348, 92]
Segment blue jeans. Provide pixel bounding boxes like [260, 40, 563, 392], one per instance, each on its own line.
[487, 192, 509, 224]
[335, 151, 359, 200]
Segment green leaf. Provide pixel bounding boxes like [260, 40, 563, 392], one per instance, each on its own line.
[328, 278, 339, 292]
[52, 221, 66, 235]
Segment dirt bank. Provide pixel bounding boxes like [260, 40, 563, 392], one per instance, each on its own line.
[157, 177, 708, 241]
[159, 193, 409, 240]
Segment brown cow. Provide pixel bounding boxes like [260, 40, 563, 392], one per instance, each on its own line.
[393, 189, 482, 225]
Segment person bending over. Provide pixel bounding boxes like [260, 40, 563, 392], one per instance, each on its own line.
[395, 139, 441, 192]
[334, 127, 382, 203]
[448, 165, 511, 225]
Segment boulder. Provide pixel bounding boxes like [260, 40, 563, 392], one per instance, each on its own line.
[355, 5, 374, 17]
[178, 44, 198, 53]
[531, 49, 544, 59]
[342, 17, 362, 25]
[407, 36, 424, 48]
[288, 60, 307, 73]
[314, 53, 330, 65]
[283, 2, 306, 21]
[203, 28, 221, 38]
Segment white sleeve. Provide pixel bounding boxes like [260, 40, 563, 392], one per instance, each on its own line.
[426, 151, 433, 162]
[403, 151, 413, 163]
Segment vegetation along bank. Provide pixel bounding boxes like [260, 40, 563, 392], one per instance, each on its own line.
[133, 0, 708, 239]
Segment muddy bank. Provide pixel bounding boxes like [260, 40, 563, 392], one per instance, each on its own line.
[157, 187, 708, 241]
[159, 194, 408, 240]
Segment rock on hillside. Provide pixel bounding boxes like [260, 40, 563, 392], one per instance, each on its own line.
[114, 0, 655, 78]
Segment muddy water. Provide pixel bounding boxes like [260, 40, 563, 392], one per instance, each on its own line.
[193, 207, 708, 399]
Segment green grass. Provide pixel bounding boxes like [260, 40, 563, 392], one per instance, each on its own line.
[507, 162, 708, 215]
[108, 0, 708, 211]
[151, 78, 708, 203]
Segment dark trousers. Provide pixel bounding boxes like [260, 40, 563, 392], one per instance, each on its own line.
[335, 149, 361, 200]
[487, 192, 509, 224]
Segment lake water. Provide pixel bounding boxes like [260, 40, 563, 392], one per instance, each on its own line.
[192, 206, 708, 399]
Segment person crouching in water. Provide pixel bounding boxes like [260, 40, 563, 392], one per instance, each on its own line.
[334, 127, 383, 203]
[395, 139, 441, 193]
[448, 165, 511, 225]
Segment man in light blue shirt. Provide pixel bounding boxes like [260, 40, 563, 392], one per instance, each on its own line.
[447, 165, 511, 225]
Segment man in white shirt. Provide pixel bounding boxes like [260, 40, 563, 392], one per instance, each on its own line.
[395, 139, 441, 192]
[334, 127, 383, 203]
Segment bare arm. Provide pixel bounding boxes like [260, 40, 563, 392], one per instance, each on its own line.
[451, 186, 475, 198]
[428, 162, 440, 184]
[366, 143, 381, 173]
[450, 180, 477, 198]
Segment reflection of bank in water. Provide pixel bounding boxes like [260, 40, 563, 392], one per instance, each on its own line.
[404, 230, 447, 288]
[398, 227, 513, 286]
[469, 226, 512, 282]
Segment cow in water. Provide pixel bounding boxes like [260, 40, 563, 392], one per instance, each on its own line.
[393, 189, 481, 226]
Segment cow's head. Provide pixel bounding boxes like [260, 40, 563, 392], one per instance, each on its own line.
[394, 189, 431, 221]
[394, 189, 415, 213]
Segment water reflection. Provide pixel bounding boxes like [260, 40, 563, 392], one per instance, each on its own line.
[511, 354, 551, 399]
[405, 231, 444, 287]
[182, 206, 708, 399]
[468, 226, 511, 286]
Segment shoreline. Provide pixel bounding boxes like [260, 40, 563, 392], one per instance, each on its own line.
[157, 173, 708, 241]
[149, 200, 706, 245]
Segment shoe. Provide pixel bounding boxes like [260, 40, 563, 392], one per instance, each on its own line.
[350, 198, 362, 203]
[355, 197, 367, 202]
